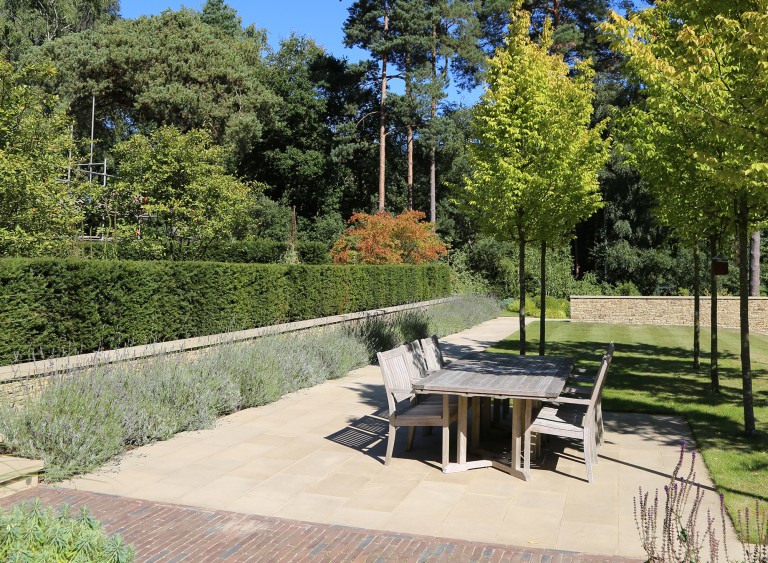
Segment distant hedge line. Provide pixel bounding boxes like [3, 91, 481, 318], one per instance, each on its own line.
[76, 239, 331, 264]
[0, 259, 451, 364]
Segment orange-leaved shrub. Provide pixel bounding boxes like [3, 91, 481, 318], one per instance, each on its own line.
[331, 210, 448, 265]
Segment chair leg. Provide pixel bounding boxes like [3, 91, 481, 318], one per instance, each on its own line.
[583, 428, 594, 483]
[596, 404, 605, 446]
[406, 426, 416, 451]
[385, 423, 396, 466]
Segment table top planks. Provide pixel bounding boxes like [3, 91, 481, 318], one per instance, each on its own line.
[412, 352, 574, 399]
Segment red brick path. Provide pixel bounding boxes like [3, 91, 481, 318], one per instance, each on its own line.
[2, 487, 641, 562]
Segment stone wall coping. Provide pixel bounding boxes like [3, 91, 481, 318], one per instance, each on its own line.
[0, 296, 459, 382]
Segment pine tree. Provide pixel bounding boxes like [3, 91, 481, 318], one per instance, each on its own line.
[201, 0, 242, 36]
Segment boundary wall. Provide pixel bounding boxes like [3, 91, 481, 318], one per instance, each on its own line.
[570, 295, 768, 335]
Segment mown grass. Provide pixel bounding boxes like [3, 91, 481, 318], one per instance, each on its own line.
[488, 321, 768, 529]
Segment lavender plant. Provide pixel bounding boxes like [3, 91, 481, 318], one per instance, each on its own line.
[0, 370, 125, 481]
[426, 295, 499, 337]
[635, 442, 768, 562]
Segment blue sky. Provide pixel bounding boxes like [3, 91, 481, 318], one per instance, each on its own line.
[120, 1, 364, 60]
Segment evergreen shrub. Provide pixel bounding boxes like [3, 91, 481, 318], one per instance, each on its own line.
[0, 499, 134, 561]
[0, 259, 451, 364]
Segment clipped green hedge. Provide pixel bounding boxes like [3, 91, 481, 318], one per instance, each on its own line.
[76, 239, 331, 264]
[0, 258, 451, 363]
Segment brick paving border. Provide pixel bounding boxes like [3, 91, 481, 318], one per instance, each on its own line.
[1, 487, 642, 562]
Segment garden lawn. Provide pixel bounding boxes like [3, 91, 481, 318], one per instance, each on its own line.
[488, 321, 768, 531]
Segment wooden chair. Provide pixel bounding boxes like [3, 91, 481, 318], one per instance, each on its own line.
[566, 342, 615, 387]
[377, 346, 457, 466]
[419, 335, 446, 371]
[529, 353, 611, 483]
[405, 341, 430, 379]
[558, 342, 614, 445]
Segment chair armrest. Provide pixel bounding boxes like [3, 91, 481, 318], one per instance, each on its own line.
[549, 395, 590, 405]
[567, 373, 596, 384]
[561, 385, 591, 396]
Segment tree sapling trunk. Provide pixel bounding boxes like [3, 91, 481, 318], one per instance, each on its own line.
[693, 242, 700, 370]
[539, 240, 546, 356]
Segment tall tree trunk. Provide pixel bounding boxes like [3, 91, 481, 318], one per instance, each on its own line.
[738, 197, 755, 436]
[406, 52, 414, 210]
[407, 126, 414, 210]
[429, 23, 437, 223]
[539, 241, 546, 356]
[750, 231, 761, 296]
[552, 0, 561, 28]
[693, 242, 700, 370]
[709, 235, 719, 393]
[518, 231, 526, 356]
[377, 10, 389, 212]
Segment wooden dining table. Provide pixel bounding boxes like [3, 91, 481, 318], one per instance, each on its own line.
[412, 352, 574, 480]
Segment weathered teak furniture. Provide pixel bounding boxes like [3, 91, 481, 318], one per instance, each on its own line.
[557, 343, 614, 445]
[377, 346, 458, 467]
[405, 341, 430, 379]
[412, 353, 573, 480]
[530, 352, 611, 483]
[419, 335, 446, 371]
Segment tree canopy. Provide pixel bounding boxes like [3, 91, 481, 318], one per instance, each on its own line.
[601, 0, 768, 435]
[460, 6, 609, 352]
[0, 60, 80, 256]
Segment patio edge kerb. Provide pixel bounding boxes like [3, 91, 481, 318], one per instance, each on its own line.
[0, 296, 460, 381]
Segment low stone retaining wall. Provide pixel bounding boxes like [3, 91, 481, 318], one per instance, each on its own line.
[570, 295, 768, 335]
[0, 296, 459, 404]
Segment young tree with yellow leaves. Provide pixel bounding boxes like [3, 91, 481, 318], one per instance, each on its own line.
[601, 0, 768, 436]
[460, 5, 609, 354]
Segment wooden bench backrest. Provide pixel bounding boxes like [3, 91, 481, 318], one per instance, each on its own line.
[419, 335, 445, 371]
[405, 341, 429, 380]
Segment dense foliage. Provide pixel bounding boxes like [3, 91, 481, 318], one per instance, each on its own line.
[331, 210, 448, 264]
[0, 258, 451, 364]
[77, 239, 331, 264]
[601, 0, 768, 434]
[0, 61, 81, 257]
[0, 0, 763, 299]
[460, 4, 609, 351]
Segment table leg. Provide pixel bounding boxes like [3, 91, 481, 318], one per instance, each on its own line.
[442, 395, 450, 469]
[457, 395, 468, 465]
[480, 398, 491, 432]
[523, 400, 532, 480]
[471, 397, 480, 447]
[511, 398, 531, 481]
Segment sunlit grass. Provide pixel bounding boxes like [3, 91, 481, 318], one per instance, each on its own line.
[488, 321, 768, 535]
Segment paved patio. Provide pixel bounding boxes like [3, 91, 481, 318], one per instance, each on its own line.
[21, 317, 740, 558]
